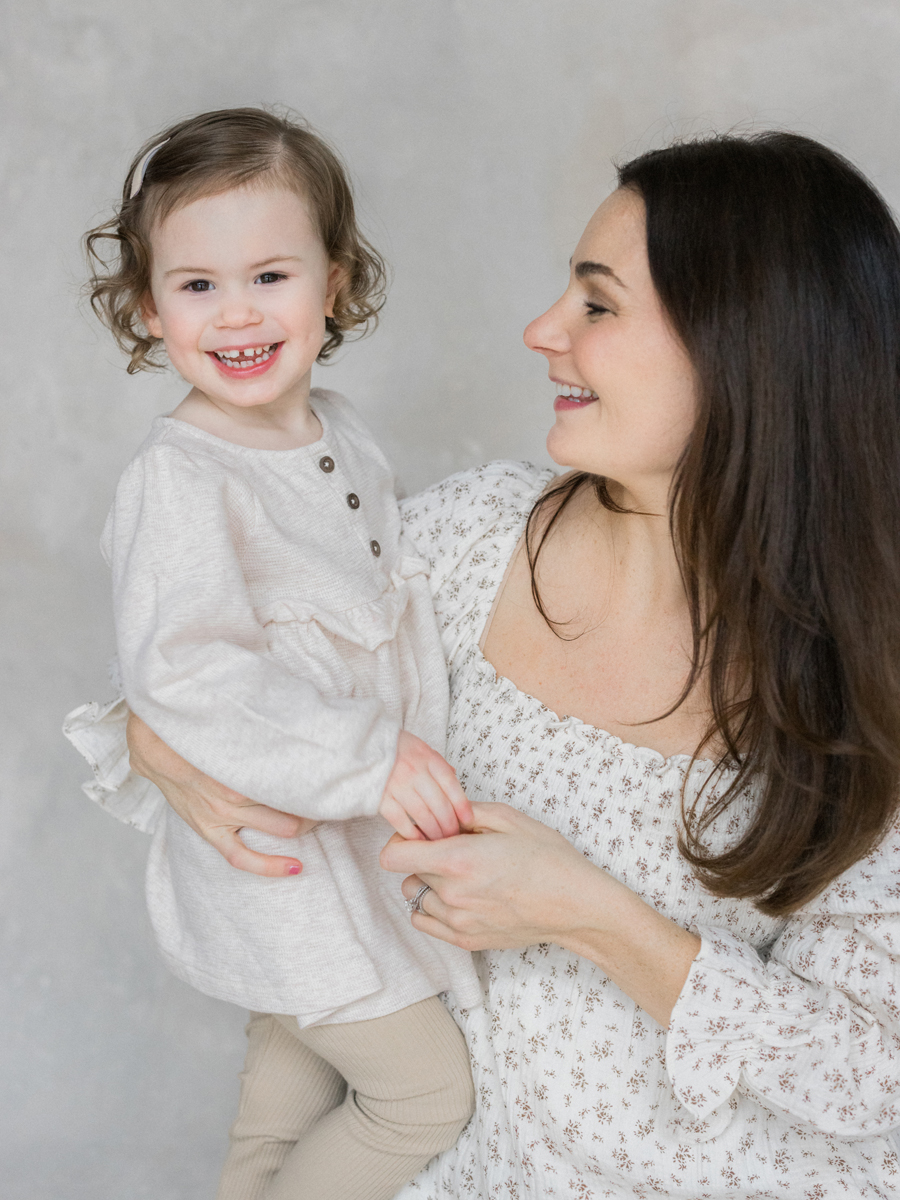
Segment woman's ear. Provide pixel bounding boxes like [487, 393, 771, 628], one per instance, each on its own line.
[141, 293, 163, 339]
[324, 263, 347, 320]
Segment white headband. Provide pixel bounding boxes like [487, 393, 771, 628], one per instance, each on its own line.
[129, 139, 170, 200]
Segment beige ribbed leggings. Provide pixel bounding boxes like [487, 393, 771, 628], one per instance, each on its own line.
[216, 997, 475, 1200]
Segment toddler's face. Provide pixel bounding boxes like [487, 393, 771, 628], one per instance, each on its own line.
[142, 185, 341, 417]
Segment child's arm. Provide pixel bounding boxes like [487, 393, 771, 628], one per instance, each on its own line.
[106, 444, 401, 822]
[379, 730, 474, 840]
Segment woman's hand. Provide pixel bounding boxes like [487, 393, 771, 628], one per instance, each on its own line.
[381, 800, 594, 948]
[380, 800, 701, 1028]
[126, 712, 315, 877]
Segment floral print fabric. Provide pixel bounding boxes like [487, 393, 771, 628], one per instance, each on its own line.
[394, 461, 900, 1199]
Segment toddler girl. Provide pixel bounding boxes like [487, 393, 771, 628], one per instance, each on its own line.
[77, 108, 479, 1200]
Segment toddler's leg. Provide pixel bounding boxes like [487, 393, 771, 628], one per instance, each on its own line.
[217, 1012, 345, 1200]
[266, 996, 474, 1200]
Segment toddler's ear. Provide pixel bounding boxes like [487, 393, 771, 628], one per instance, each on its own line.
[141, 293, 163, 339]
[324, 263, 347, 319]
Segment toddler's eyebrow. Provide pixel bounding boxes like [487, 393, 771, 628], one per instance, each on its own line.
[163, 255, 302, 278]
[570, 258, 628, 289]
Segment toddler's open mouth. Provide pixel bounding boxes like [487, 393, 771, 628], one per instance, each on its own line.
[210, 342, 281, 371]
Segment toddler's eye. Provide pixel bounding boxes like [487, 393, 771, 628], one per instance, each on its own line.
[185, 279, 213, 293]
[257, 272, 286, 285]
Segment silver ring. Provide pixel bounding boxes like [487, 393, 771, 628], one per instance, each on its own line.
[405, 884, 432, 916]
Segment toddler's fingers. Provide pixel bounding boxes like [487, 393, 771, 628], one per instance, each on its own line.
[406, 777, 462, 840]
[379, 797, 426, 841]
[452, 793, 475, 830]
[427, 758, 474, 830]
[399, 794, 444, 841]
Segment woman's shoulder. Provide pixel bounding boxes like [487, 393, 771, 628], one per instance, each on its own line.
[400, 461, 555, 652]
[400, 460, 556, 571]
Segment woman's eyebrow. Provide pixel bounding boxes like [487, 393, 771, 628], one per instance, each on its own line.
[570, 258, 628, 289]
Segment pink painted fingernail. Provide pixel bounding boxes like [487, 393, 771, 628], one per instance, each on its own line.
[287, 864, 301, 876]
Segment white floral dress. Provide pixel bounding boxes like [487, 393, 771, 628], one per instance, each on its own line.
[396, 461, 900, 1200]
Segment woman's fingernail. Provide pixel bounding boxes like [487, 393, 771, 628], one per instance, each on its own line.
[287, 864, 301, 876]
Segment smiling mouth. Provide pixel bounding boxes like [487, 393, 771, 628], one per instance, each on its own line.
[555, 383, 598, 402]
[211, 343, 280, 368]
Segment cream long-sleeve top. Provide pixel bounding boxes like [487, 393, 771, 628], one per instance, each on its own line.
[68, 389, 480, 1025]
[68, 459, 900, 1195]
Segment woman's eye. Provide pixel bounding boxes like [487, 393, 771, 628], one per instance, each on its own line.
[257, 272, 286, 285]
[584, 302, 610, 317]
[184, 279, 213, 293]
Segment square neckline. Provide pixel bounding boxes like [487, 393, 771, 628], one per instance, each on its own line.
[470, 481, 722, 775]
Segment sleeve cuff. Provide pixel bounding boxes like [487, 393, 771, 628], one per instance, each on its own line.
[63, 696, 165, 834]
[666, 925, 825, 1134]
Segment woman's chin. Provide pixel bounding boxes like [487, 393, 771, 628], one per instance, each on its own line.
[545, 425, 602, 474]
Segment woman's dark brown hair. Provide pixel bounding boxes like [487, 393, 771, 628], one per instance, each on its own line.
[86, 108, 386, 372]
[528, 132, 900, 915]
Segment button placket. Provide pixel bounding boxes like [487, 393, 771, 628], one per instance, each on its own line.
[316, 448, 382, 567]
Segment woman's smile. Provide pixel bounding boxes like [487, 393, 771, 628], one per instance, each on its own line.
[552, 378, 599, 410]
[526, 188, 697, 504]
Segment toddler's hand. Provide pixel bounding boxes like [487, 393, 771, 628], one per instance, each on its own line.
[379, 730, 474, 841]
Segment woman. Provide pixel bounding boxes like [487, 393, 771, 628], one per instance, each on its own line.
[70, 132, 900, 1197]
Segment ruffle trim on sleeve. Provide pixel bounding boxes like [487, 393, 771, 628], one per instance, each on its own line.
[62, 696, 165, 834]
[665, 925, 828, 1138]
[254, 555, 429, 650]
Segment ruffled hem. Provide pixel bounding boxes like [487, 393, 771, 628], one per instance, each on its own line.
[62, 696, 164, 834]
[255, 554, 430, 651]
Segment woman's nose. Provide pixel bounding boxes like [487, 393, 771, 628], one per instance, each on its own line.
[523, 297, 569, 357]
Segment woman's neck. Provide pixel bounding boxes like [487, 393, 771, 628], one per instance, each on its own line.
[537, 482, 686, 634]
[482, 478, 714, 760]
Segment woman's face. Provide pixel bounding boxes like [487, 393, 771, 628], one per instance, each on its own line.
[524, 188, 697, 506]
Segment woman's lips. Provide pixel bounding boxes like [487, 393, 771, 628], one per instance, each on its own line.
[554, 394, 599, 411]
[208, 342, 282, 378]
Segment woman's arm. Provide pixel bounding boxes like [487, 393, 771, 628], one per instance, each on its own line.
[380, 800, 700, 1028]
[127, 712, 314, 877]
[665, 901, 900, 1138]
[382, 801, 900, 1138]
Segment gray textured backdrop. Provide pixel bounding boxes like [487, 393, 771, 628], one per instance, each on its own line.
[4, 2, 900, 1196]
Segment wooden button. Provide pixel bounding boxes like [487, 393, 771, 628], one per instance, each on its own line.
[347, 493, 360, 509]
[319, 456, 335, 472]
[370, 540, 381, 557]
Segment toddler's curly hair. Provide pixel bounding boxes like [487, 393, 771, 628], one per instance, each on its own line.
[86, 108, 387, 372]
